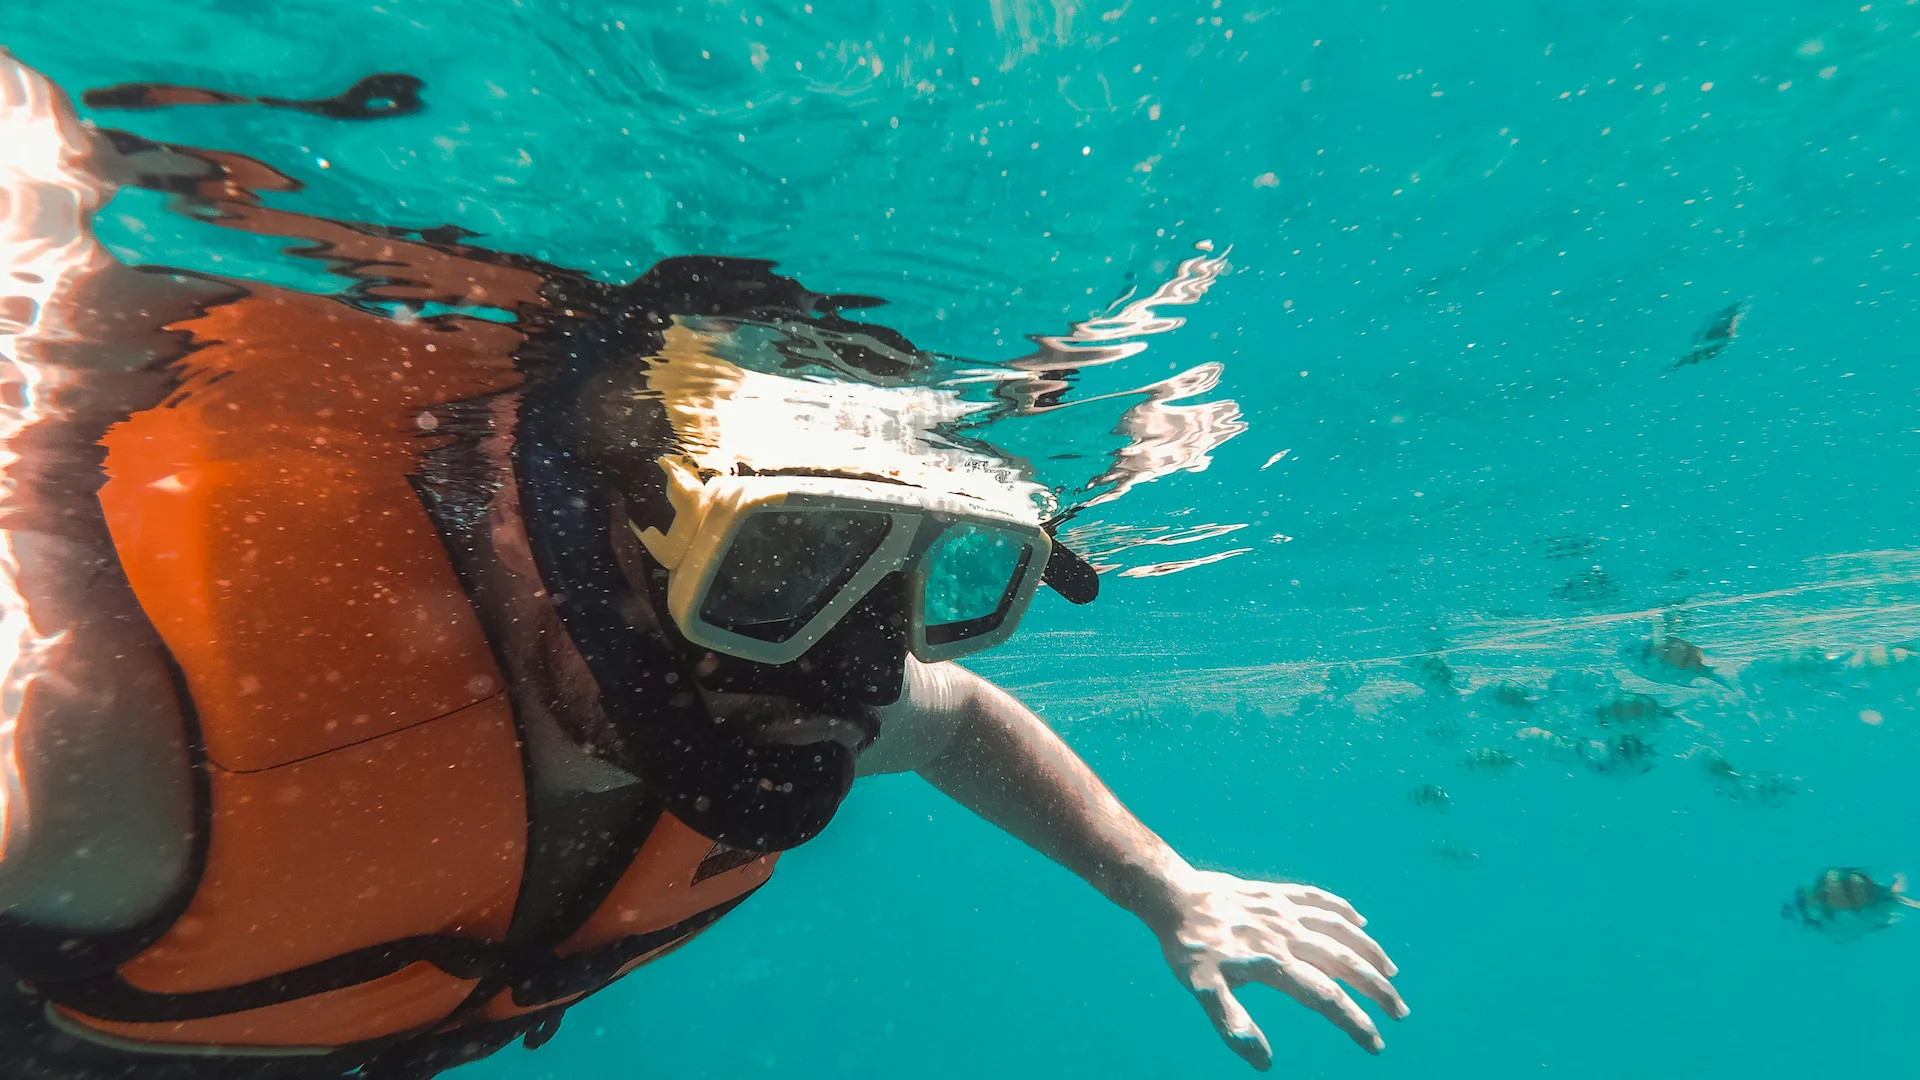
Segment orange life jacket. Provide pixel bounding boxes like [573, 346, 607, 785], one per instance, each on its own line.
[16, 274, 777, 1058]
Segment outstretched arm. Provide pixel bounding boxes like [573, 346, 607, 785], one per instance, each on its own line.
[860, 659, 1409, 1072]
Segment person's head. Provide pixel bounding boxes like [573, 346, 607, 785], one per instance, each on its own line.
[531, 257, 1095, 852]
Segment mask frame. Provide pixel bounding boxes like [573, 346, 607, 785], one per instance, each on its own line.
[633, 456, 1051, 666]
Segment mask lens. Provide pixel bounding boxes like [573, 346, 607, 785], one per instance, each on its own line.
[921, 523, 1033, 647]
[701, 509, 892, 643]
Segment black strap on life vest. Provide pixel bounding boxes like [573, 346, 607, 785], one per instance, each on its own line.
[27, 769, 759, 1024]
[0, 977, 561, 1080]
[29, 889, 752, 1024]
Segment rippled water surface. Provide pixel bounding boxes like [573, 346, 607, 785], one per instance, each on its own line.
[6, 0, 1920, 1076]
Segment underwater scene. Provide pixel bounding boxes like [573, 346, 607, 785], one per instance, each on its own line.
[2, 0, 1918, 1077]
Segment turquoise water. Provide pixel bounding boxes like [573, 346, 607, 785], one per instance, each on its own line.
[9, 0, 1920, 1075]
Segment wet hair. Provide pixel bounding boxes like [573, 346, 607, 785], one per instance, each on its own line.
[509, 256, 925, 851]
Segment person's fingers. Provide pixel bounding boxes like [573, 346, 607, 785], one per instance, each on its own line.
[1189, 971, 1274, 1071]
[1254, 957, 1384, 1054]
[1278, 883, 1366, 927]
[1293, 936, 1409, 1019]
[1299, 912, 1398, 978]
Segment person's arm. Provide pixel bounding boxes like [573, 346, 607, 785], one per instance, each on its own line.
[0, 50, 199, 931]
[860, 659, 1409, 1072]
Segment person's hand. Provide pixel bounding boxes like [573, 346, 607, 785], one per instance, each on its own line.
[1154, 868, 1408, 1070]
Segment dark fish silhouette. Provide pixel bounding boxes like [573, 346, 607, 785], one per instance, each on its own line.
[1538, 535, 1595, 562]
[1741, 771, 1797, 807]
[84, 73, 424, 121]
[1670, 301, 1747, 370]
[1412, 653, 1459, 694]
[1479, 682, 1535, 711]
[1595, 693, 1670, 728]
[1695, 748, 1797, 805]
[1586, 732, 1657, 775]
[1408, 784, 1452, 813]
[1551, 566, 1620, 608]
[1695, 746, 1741, 782]
[1783, 868, 1920, 933]
[1630, 629, 1727, 686]
[1431, 841, 1479, 867]
[1461, 747, 1520, 774]
[1514, 726, 1580, 759]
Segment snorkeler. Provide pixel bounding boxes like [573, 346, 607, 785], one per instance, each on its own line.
[0, 52, 1405, 1077]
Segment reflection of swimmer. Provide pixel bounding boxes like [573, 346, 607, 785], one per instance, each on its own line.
[1782, 869, 1920, 934]
[0, 55, 1405, 1076]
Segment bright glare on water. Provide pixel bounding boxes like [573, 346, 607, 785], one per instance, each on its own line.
[4, 0, 1919, 1076]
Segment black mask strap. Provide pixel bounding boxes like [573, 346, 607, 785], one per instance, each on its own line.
[1040, 517, 1100, 605]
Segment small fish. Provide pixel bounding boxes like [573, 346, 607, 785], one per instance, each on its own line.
[1551, 566, 1620, 608]
[1688, 746, 1793, 803]
[1693, 746, 1741, 781]
[1408, 784, 1452, 813]
[1514, 726, 1581, 758]
[1424, 713, 1464, 743]
[1783, 868, 1920, 933]
[1741, 771, 1797, 807]
[1481, 682, 1536, 711]
[1670, 300, 1747, 370]
[1774, 646, 1840, 678]
[1324, 662, 1363, 696]
[1587, 732, 1657, 775]
[1538, 535, 1594, 562]
[1647, 637, 1711, 673]
[1462, 747, 1520, 774]
[1595, 693, 1670, 728]
[1632, 633, 1726, 685]
[1413, 654, 1458, 694]
[1838, 644, 1917, 672]
[1431, 841, 1479, 867]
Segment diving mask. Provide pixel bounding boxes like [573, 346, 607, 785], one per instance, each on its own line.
[634, 456, 1050, 665]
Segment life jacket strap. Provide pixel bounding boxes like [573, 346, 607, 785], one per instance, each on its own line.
[32, 889, 758, 1026]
